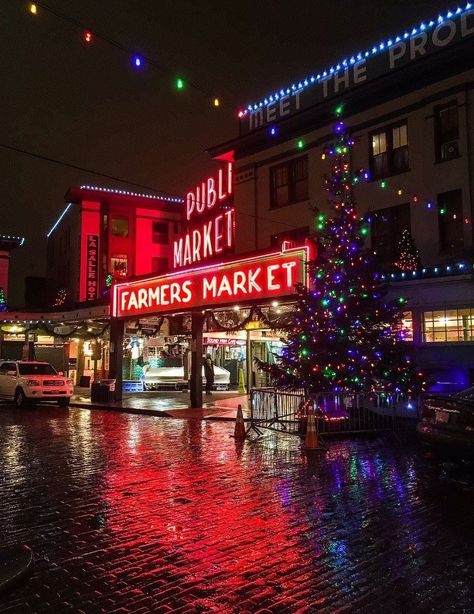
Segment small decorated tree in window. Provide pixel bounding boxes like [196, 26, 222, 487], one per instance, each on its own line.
[255, 115, 423, 397]
[53, 288, 67, 308]
[394, 229, 421, 271]
[0, 288, 7, 312]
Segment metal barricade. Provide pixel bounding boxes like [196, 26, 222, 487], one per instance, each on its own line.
[249, 388, 419, 437]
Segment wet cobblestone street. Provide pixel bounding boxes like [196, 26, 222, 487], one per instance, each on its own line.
[0, 406, 473, 613]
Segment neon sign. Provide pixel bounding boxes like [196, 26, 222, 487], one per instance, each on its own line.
[86, 234, 99, 301]
[186, 162, 233, 222]
[173, 208, 235, 268]
[112, 245, 309, 318]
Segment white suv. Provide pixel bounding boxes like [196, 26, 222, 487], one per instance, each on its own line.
[0, 361, 73, 407]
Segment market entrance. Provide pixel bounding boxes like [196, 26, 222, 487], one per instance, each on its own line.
[109, 245, 310, 407]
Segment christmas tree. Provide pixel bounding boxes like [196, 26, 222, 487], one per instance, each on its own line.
[256, 116, 423, 396]
[53, 288, 67, 308]
[394, 229, 421, 271]
[0, 288, 7, 312]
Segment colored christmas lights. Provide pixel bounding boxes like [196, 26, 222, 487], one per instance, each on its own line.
[0, 289, 7, 312]
[255, 115, 423, 395]
[84, 30, 93, 43]
[394, 229, 421, 271]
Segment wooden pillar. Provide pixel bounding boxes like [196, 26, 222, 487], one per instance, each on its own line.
[190, 312, 204, 408]
[109, 318, 124, 402]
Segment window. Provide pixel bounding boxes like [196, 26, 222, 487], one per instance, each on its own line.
[111, 217, 129, 237]
[270, 227, 309, 249]
[371, 203, 411, 264]
[370, 121, 409, 179]
[270, 156, 308, 208]
[435, 102, 459, 162]
[152, 222, 168, 244]
[399, 312, 413, 342]
[152, 257, 168, 274]
[18, 363, 57, 375]
[110, 255, 128, 278]
[423, 308, 474, 342]
[438, 190, 463, 254]
[0, 362, 16, 375]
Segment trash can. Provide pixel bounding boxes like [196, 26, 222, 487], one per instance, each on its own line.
[99, 379, 116, 402]
[90, 382, 102, 403]
[79, 375, 91, 388]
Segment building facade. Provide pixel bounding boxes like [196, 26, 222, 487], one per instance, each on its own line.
[46, 185, 183, 305]
[209, 6, 474, 389]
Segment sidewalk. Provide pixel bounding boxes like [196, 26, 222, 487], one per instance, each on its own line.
[70, 388, 250, 420]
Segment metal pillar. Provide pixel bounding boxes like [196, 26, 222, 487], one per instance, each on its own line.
[246, 328, 252, 392]
[109, 318, 124, 402]
[190, 312, 204, 408]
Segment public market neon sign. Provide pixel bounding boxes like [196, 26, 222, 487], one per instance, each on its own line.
[112, 245, 309, 318]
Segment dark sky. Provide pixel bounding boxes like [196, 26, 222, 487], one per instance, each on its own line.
[1, 0, 453, 305]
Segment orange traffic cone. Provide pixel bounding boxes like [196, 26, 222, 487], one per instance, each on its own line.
[233, 404, 246, 439]
[305, 408, 318, 449]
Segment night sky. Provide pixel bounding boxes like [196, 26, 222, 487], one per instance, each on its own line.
[1, 0, 453, 305]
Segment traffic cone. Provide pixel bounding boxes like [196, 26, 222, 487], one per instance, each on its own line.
[233, 404, 246, 439]
[238, 368, 246, 394]
[305, 408, 318, 449]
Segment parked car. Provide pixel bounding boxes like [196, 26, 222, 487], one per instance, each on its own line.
[0, 360, 73, 407]
[143, 365, 231, 391]
[417, 386, 474, 457]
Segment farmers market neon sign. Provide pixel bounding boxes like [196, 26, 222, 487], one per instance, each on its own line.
[112, 245, 309, 318]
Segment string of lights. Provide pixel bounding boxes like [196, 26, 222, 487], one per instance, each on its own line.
[26, 1, 229, 110]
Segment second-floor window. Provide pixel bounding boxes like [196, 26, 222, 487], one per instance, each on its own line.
[152, 222, 168, 244]
[270, 155, 308, 208]
[435, 101, 459, 162]
[111, 217, 129, 237]
[438, 189, 463, 254]
[371, 203, 411, 265]
[370, 121, 409, 179]
[152, 257, 168, 274]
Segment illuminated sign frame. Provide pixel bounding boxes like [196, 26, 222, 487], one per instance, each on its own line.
[86, 234, 99, 301]
[112, 244, 310, 319]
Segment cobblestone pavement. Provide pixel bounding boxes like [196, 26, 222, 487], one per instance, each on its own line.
[0, 405, 473, 613]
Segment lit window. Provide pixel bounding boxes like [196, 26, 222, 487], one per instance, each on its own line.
[111, 255, 128, 278]
[400, 312, 413, 342]
[370, 121, 409, 179]
[423, 308, 474, 343]
[111, 217, 129, 237]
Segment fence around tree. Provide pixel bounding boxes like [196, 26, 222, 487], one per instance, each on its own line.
[249, 388, 419, 437]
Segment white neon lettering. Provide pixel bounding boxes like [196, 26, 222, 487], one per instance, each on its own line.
[282, 261, 298, 286]
[248, 268, 262, 292]
[148, 287, 160, 306]
[121, 291, 130, 313]
[224, 209, 234, 247]
[186, 191, 195, 221]
[203, 221, 213, 258]
[267, 264, 281, 290]
[217, 274, 232, 296]
[192, 229, 201, 263]
[138, 288, 148, 309]
[128, 292, 138, 311]
[218, 169, 226, 199]
[196, 185, 205, 214]
[389, 42, 406, 68]
[160, 284, 169, 305]
[233, 271, 247, 295]
[173, 238, 183, 268]
[207, 177, 216, 208]
[182, 280, 192, 303]
[183, 235, 192, 266]
[203, 277, 216, 300]
[214, 215, 224, 253]
[170, 282, 181, 304]
[227, 162, 233, 194]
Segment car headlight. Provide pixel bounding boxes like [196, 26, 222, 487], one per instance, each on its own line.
[66, 379, 74, 386]
[26, 379, 41, 386]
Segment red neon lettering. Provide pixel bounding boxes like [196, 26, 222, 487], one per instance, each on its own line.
[227, 162, 233, 195]
[196, 185, 205, 214]
[225, 209, 233, 247]
[183, 235, 192, 266]
[248, 268, 262, 292]
[203, 221, 213, 259]
[282, 261, 297, 286]
[218, 169, 226, 199]
[192, 229, 201, 263]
